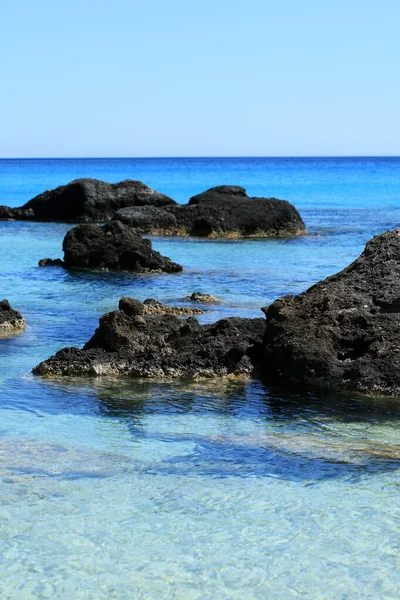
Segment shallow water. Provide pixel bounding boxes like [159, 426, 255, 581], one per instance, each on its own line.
[1, 157, 400, 598]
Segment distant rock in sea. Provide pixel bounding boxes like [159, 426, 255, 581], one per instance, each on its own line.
[116, 185, 306, 238]
[33, 297, 265, 379]
[0, 300, 26, 337]
[48, 221, 182, 273]
[0, 179, 176, 222]
[0, 178, 306, 238]
[262, 228, 400, 396]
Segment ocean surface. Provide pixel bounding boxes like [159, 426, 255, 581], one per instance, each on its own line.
[1, 157, 400, 599]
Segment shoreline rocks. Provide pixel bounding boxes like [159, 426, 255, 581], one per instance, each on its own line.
[0, 179, 176, 222]
[116, 185, 306, 238]
[263, 228, 400, 396]
[0, 300, 26, 337]
[38, 258, 64, 267]
[142, 298, 204, 316]
[184, 292, 221, 303]
[33, 298, 265, 379]
[41, 221, 183, 274]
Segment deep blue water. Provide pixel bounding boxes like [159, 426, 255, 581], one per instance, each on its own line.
[1, 157, 400, 598]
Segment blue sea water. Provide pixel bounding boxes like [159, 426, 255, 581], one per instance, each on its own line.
[1, 157, 400, 598]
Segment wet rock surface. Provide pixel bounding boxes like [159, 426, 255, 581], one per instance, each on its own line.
[116, 185, 306, 238]
[143, 298, 204, 316]
[0, 179, 176, 222]
[38, 258, 64, 267]
[0, 299, 26, 336]
[61, 221, 183, 273]
[263, 229, 400, 396]
[33, 298, 265, 379]
[184, 292, 221, 303]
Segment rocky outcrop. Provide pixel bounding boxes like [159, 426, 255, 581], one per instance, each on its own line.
[0, 300, 26, 336]
[0, 206, 34, 220]
[0, 181, 306, 237]
[33, 298, 265, 379]
[142, 298, 204, 316]
[263, 228, 400, 396]
[184, 292, 221, 303]
[0, 179, 176, 222]
[116, 185, 306, 238]
[38, 258, 64, 267]
[56, 221, 182, 273]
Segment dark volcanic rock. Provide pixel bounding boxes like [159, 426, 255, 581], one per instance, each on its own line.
[116, 185, 306, 238]
[33, 298, 265, 379]
[188, 185, 249, 205]
[62, 221, 182, 273]
[0, 299, 26, 336]
[0, 206, 34, 220]
[119, 297, 145, 316]
[38, 258, 65, 267]
[0, 179, 176, 222]
[263, 229, 400, 396]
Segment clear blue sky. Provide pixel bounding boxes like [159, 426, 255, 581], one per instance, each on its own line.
[1, 0, 399, 157]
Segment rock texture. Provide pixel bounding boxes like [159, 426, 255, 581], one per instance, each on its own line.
[61, 221, 182, 273]
[116, 185, 306, 238]
[0, 179, 176, 222]
[0, 300, 26, 336]
[33, 298, 265, 379]
[38, 258, 64, 267]
[263, 229, 400, 396]
[184, 292, 221, 303]
[143, 298, 204, 316]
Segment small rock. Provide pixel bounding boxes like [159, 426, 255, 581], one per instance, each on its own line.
[119, 297, 145, 316]
[184, 292, 221, 304]
[0, 299, 26, 337]
[38, 258, 64, 267]
[59, 221, 183, 274]
[143, 298, 204, 316]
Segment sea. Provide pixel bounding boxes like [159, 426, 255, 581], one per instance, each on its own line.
[1, 157, 400, 599]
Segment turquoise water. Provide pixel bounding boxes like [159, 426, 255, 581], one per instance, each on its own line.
[1, 157, 400, 598]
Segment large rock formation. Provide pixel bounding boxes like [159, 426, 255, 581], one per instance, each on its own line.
[0, 300, 26, 336]
[116, 185, 306, 238]
[33, 297, 265, 379]
[263, 229, 400, 396]
[0, 179, 176, 222]
[59, 221, 182, 273]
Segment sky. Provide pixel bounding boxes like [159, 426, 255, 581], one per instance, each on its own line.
[1, 0, 399, 157]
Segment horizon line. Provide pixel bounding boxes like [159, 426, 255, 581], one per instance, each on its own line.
[0, 155, 400, 160]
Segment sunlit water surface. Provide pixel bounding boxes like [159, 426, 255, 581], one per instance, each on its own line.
[1, 157, 400, 598]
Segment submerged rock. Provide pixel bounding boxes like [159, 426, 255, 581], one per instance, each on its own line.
[33, 298, 265, 379]
[184, 292, 221, 303]
[263, 228, 400, 396]
[0, 299, 26, 336]
[61, 221, 182, 273]
[0, 179, 176, 222]
[116, 185, 306, 238]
